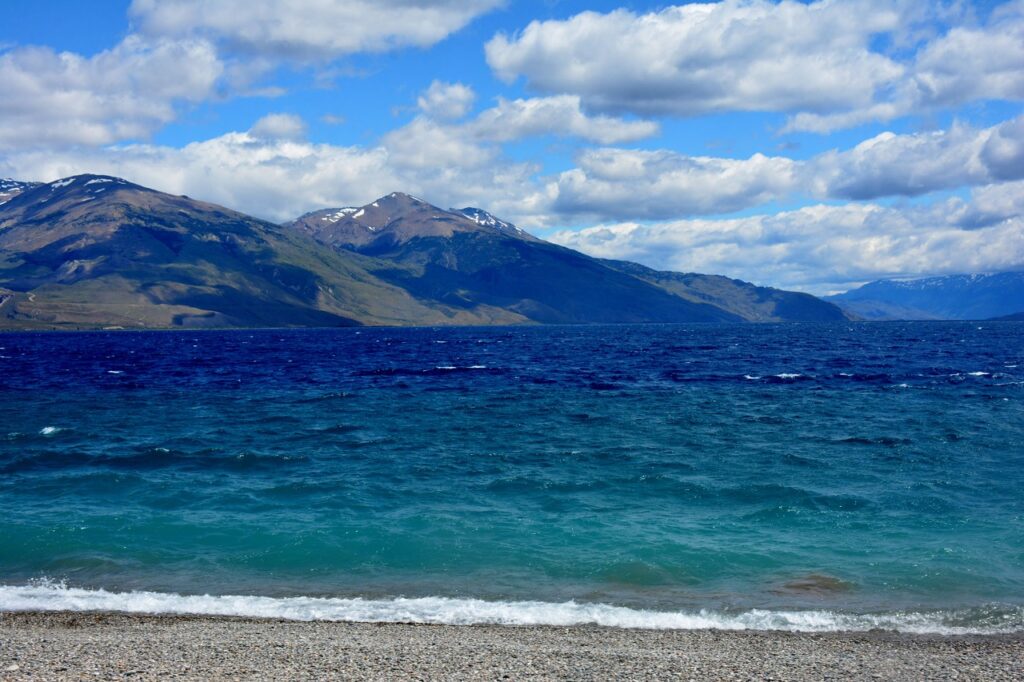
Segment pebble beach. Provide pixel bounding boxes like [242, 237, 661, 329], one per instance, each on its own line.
[1, 612, 1021, 681]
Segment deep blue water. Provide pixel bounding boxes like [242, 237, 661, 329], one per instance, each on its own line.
[1, 323, 1022, 632]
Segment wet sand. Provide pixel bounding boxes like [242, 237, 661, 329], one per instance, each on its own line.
[1, 611, 1021, 681]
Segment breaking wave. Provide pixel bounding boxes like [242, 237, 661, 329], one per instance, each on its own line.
[2, 582, 1021, 635]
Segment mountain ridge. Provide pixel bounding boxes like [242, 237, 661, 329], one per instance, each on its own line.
[827, 272, 1024, 320]
[1, 174, 850, 329]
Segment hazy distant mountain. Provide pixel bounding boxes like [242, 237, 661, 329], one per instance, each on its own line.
[989, 311, 1024, 321]
[827, 272, 1024, 320]
[0, 176, 849, 329]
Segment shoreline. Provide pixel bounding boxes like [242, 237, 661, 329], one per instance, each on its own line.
[2, 611, 1022, 680]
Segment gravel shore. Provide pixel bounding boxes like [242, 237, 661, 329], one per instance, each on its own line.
[1, 611, 1021, 681]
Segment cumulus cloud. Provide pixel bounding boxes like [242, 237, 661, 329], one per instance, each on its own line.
[550, 149, 797, 220]
[396, 86, 661, 162]
[811, 115, 1024, 200]
[486, 0, 905, 118]
[486, 0, 1024, 132]
[469, 95, 659, 144]
[548, 196, 1024, 294]
[0, 36, 222, 151]
[786, 1, 1024, 132]
[953, 180, 1024, 228]
[249, 113, 308, 140]
[527, 115, 1024, 220]
[417, 81, 476, 120]
[130, 0, 503, 59]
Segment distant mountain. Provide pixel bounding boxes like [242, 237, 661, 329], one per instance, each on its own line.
[601, 260, 849, 323]
[0, 179, 41, 205]
[0, 176, 526, 329]
[989, 311, 1024, 321]
[288, 192, 742, 324]
[827, 272, 1024, 320]
[0, 176, 849, 329]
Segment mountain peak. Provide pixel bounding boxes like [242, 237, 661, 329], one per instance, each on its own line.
[46, 174, 135, 191]
[0, 178, 43, 205]
[287, 192, 534, 249]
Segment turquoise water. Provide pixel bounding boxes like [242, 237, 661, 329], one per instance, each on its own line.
[1, 323, 1023, 632]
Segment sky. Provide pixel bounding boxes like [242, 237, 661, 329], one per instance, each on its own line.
[0, 0, 1022, 294]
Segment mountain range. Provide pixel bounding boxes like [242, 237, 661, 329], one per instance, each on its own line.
[826, 272, 1024, 321]
[0, 174, 850, 329]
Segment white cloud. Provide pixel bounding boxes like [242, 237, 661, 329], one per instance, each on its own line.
[486, 1, 1024, 133]
[522, 115, 1024, 220]
[784, 1, 1024, 132]
[249, 113, 308, 140]
[417, 81, 476, 120]
[469, 95, 659, 144]
[0, 36, 222, 151]
[910, 1, 1024, 108]
[810, 115, 1024, 200]
[550, 148, 797, 219]
[548, 196, 1024, 294]
[130, 0, 503, 59]
[486, 0, 905, 118]
[954, 180, 1024, 228]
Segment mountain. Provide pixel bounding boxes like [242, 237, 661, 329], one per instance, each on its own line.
[827, 272, 1024, 320]
[0, 176, 529, 329]
[289, 195, 849, 324]
[288, 192, 740, 324]
[989, 312, 1024, 321]
[600, 260, 850, 322]
[0, 177, 849, 329]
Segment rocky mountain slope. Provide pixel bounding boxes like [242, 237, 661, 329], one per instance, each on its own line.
[288, 193, 740, 324]
[0, 179, 41, 205]
[601, 260, 849, 323]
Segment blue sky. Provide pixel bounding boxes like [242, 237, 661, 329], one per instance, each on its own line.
[0, 0, 1022, 293]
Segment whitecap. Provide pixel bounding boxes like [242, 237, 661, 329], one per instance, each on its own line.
[39, 426, 61, 435]
[775, 373, 802, 379]
[743, 375, 761, 380]
[0, 582, 1020, 635]
[106, 370, 124, 375]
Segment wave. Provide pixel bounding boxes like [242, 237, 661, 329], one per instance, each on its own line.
[1, 582, 1020, 635]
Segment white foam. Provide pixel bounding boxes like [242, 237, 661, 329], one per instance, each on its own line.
[0, 583, 1018, 635]
[39, 426, 60, 435]
[775, 373, 803, 379]
[967, 372, 990, 377]
[743, 375, 761, 380]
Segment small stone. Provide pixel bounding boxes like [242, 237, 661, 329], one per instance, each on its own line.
[5, 664, 20, 672]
